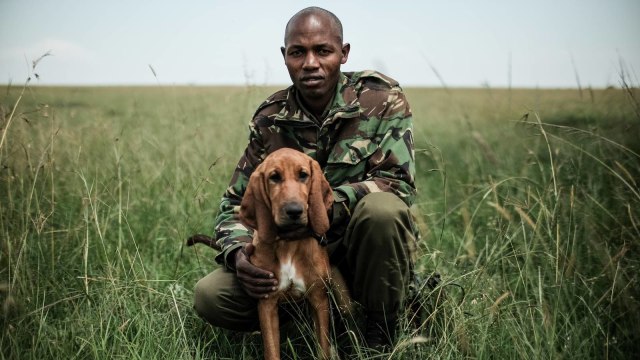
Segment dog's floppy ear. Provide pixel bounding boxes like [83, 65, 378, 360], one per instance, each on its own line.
[307, 159, 333, 235]
[239, 169, 277, 240]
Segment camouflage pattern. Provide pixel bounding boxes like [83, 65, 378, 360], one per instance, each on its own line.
[214, 70, 417, 269]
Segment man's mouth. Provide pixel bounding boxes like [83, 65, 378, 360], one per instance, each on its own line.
[300, 75, 324, 86]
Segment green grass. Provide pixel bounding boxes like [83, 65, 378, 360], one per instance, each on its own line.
[1, 81, 638, 359]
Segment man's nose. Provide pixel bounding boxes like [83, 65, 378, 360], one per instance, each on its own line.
[303, 52, 319, 69]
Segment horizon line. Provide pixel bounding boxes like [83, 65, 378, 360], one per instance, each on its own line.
[0, 82, 629, 91]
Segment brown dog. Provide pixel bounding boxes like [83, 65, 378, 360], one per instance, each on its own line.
[240, 148, 334, 360]
[187, 148, 348, 359]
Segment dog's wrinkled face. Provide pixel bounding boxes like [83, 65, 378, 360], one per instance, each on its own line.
[240, 148, 333, 240]
[261, 151, 312, 230]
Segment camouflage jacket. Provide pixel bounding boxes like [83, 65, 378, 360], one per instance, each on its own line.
[214, 70, 417, 269]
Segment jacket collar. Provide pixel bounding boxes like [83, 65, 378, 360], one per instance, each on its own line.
[274, 72, 361, 125]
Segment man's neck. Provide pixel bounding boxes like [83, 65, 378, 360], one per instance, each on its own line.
[296, 91, 336, 122]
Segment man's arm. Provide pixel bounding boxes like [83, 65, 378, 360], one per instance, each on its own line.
[331, 87, 416, 225]
[213, 123, 265, 269]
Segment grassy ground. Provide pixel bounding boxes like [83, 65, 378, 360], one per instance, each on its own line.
[1, 81, 638, 359]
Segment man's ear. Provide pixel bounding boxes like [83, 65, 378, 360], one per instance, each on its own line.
[281, 46, 286, 59]
[340, 43, 350, 64]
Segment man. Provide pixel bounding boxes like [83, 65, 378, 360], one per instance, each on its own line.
[194, 6, 418, 351]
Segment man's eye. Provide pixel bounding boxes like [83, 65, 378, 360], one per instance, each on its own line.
[269, 173, 282, 183]
[289, 50, 303, 57]
[318, 49, 331, 56]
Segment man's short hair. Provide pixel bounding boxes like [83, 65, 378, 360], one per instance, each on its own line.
[284, 6, 344, 45]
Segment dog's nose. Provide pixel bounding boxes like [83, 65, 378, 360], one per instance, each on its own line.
[284, 203, 304, 220]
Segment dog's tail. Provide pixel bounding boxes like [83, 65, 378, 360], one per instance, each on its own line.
[186, 234, 222, 252]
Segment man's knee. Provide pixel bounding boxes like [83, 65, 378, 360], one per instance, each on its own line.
[193, 274, 220, 321]
[355, 191, 409, 218]
[340, 193, 415, 313]
[193, 268, 259, 331]
[350, 192, 412, 246]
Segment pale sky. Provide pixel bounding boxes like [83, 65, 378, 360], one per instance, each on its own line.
[1, 0, 638, 88]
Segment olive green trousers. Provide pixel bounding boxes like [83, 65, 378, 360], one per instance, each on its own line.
[193, 192, 416, 331]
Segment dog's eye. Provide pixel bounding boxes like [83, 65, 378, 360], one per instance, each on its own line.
[299, 171, 309, 181]
[268, 172, 282, 183]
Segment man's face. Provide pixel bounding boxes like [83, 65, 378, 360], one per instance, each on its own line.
[281, 14, 350, 107]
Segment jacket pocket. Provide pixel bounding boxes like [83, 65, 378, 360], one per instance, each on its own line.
[327, 137, 378, 165]
[324, 137, 378, 185]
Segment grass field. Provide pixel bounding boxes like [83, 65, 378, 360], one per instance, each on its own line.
[1, 80, 639, 359]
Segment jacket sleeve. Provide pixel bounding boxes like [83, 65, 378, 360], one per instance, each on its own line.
[331, 87, 417, 226]
[213, 122, 265, 270]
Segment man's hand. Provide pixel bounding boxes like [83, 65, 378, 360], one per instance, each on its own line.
[234, 243, 278, 299]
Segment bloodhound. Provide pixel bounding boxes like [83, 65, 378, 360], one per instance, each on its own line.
[239, 148, 334, 360]
[189, 148, 348, 359]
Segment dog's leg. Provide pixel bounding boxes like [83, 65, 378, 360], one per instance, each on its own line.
[309, 285, 332, 360]
[258, 299, 280, 360]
